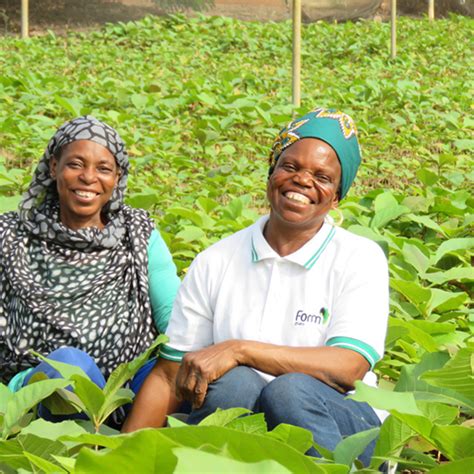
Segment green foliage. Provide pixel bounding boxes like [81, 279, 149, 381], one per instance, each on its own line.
[0, 12, 472, 472]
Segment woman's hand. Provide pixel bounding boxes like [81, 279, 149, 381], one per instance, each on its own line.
[175, 340, 244, 409]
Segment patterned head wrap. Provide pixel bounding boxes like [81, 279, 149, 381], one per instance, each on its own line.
[0, 116, 157, 383]
[269, 107, 361, 199]
[20, 115, 128, 222]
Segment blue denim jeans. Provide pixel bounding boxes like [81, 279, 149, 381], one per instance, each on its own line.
[187, 366, 380, 466]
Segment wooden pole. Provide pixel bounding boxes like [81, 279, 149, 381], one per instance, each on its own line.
[390, 0, 397, 58]
[21, 0, 29, 38]
[428, 0, 435, 20]
[292, 0, 301, 108]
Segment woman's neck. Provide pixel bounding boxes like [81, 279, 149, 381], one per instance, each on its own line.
[263, 217, 323, 257]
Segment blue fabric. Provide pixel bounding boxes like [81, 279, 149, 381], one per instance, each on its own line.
[187, 367, 380, 466]
[20, 347, 156, 423]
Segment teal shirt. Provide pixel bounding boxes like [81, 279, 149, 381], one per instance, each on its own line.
[7, 229, 180, 392]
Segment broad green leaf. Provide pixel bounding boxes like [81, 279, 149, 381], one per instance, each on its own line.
[430, 424, 474, 461]
[2, 379, 69, 439]
[433, 238, 474, 264]
[59, 432, 124, 450]
[389, 318, 438, 352]
[175, 225, 206, 242]
[160, 426, 324, 472]
[22, 451, 67, 473]
[226, 413, 267, 434]
[0, 434, 67, 471]
[423, 267, 474, 285]
[0, 195, 22, 213]
[30, 351, 89, 381]
[370, 416, 415, 469]
[267, 423, 313, 454]
[103, 335, 166, 400]
[173, 447, 292, 473]
[348, 381, 423, 416]
[429, 457, 474, 473]
[51, 455, 76, 472]
[166, 415, 189, 428]
[427, 289, 469, 314]
[0, 385, 12, 414]
[69, 375, 105, 421]
[74, 429, 178, 473]
[421, 348, 474, 402]
[416, 401, 458, 425]
[403, 214, 446, 236]
[395, 352, 474, 412]
[402, 243, 431, 274]
[371, 192, 410, 228]
[198, 407, 251, 427]
[20, 419, 86, 441]
[333, 427, 379, 466]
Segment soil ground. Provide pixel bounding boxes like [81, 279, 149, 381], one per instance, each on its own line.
[0, 0, 392, 36]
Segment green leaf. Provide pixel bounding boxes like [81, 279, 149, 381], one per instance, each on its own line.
[429, 458, 474, 473]
[430, 424, 474, 461]
[0, 195, 21, 213]
[2, 379, 70, 439]
[423, 267, 474, 285]
[69, 375, 105, 421]
[20, 419, 87, 441]
[370, 416, 415, 469]
[402, 243, 431, 274]
[22, 451, 67, 473]
[348, 381, 423, 416]
[30, 351, 89, 381]
[267, 424, 313, 454]
[371, 192, 410, 228]
[226, 413, 267, 434]
[74, 429, 178, 474]
[198, 407, 251, 427]
[421, 348, 474, 402]
[333, 427, 379, 466]
[433, 238, 474, 264]
[175, 225, 206, 242]
[0, 385, 12, 414]
[173, 447, 292, 473]
[0, 434, 67, 471]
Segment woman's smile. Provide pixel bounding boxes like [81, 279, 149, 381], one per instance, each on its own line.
[50, 140, 120, 230]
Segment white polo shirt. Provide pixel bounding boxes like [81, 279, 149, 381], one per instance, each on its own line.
[161, 215, 389, 389]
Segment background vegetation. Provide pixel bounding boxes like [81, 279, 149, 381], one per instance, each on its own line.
[0, 13, 473, 472]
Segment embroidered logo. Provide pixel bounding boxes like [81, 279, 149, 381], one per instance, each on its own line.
[294, 307, 330, 326]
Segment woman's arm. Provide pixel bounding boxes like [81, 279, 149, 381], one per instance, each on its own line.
[176, 340, 369, 409]
[122, 358, 181, 432]
[148, 230, 181, 333]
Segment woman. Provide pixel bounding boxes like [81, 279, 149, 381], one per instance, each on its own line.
[124, 108, 389, 465]
[0, 116, 180, 394]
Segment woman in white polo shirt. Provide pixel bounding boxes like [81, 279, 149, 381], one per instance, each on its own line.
[123, 107, 389, 466]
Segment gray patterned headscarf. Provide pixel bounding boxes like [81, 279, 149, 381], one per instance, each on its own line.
[0, 116, 156, 381]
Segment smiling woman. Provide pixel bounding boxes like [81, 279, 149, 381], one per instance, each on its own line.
[0, 116, 180, 421]
[124, 107, 389, 467]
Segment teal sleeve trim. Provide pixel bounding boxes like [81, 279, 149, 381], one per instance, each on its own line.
[326, 337, 381, 369]
[159, 344, 186, 362]
[148, 229, 181, 334]
[7, 368, 34, 392]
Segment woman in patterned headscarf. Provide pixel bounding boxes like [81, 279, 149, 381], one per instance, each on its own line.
[0, 116, 180, 394]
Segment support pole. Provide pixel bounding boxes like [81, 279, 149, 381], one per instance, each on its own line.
[428, 0, 435, 20]
[390, 0, 397, 58]
[21, 0, 29, 38]
[292, 0, 301, 108]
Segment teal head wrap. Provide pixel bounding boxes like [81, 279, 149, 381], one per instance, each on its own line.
[269, 107, 361, 199]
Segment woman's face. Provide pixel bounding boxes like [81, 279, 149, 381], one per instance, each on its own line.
[267, 138, 341, 233]
[50, 140, 120, 230]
